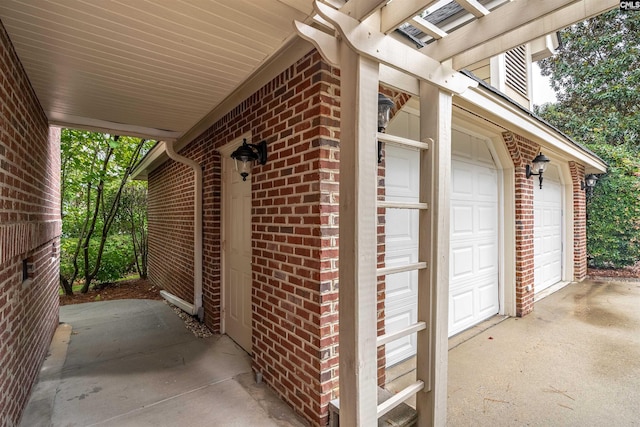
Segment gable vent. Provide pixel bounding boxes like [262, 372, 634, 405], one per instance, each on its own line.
[505, 45, 528, 97]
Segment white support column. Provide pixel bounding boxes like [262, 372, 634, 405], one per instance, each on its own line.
[416, 82, 452, 426]
[338, 42, 380, 427]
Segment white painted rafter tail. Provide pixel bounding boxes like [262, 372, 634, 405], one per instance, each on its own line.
[379, 0, 439, 34]
[313, 0, 477, 95]
[293, 21, 340, 66]
[339, 0, 389, 22]
[411, 16, 447, 40]
[456, 0, 490, 18]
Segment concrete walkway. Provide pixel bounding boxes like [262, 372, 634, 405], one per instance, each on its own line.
[22, 280, 640, 426]
[448, 279, 640, 426]
[21, 299, 308, 427]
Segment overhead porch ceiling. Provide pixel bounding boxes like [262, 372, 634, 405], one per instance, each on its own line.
[0, 0, 618, 142]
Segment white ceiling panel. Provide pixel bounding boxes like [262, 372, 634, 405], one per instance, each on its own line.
[0, 0, 313, 138]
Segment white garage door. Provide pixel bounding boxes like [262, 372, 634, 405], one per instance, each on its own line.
[384, 129, 500, 366]
[384, 145, 420, 367]
[449, 131, 500, 336]
[534, 165, 563, 293]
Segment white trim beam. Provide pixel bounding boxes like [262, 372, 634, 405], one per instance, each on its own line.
[457, 86, 607, 172]
[457, 0, 490, 17]
[422, 0, 619, 69]
[337, 42, 380, 427]
[294, 21, 340, 66]
[48, 114, 181, 141]
[380, 0, 438, 34]
[411, 16, 448, 40]
[313, 1, 477, 94]
[416, 82, 452, 427]
[339, 0, 388, 22]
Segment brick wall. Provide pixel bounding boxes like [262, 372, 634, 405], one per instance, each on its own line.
[569, 161, 587, 281]
[503, 131, 539, 316]
[148, 51, 341, 426]
[0, 21, 61, 426]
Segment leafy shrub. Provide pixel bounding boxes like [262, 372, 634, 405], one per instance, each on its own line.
[60, 235, 136, 285]
[586, 144, 640, 268]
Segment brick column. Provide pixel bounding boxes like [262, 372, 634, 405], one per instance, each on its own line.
[569, 161, 587, 281]
[503, 132, 539, 316]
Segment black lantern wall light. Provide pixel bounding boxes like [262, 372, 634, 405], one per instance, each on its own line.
[377, 93, 395, 163]
[230, 139, 268, 181]
[581, 173, 598, 197]
[526, 152, 550, 189]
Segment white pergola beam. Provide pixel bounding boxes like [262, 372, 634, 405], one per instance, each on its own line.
[423, 0, 619, 68]
[416, 82, 452, 427]
[337, 42, 380, 427]
[313, 1, 477, 95]
[411, 15, 448, 40]
[339, 0, 389, 21]
[380, 0, 438, 34]
[457, 0, 490, 17]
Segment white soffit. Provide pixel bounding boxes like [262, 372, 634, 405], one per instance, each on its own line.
[0, 0, 314, 139]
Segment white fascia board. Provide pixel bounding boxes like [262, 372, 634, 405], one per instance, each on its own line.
[456, 87, 607, 173]
[130, 143, 169, 180]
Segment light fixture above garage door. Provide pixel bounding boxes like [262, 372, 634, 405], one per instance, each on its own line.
[526, 152, 550, 189]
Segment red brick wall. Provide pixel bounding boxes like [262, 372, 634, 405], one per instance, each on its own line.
[503, 131, 539, 316]
[148, 51, 341, 426]
[0, 22, 61, 426]
[148, 160, 196, 306]
[569, 161, 587, 280]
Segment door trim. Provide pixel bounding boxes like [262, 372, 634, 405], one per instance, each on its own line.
[218, 132, 252, 338]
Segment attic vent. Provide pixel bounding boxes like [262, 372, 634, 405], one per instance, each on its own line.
[505, 45, 528, 97]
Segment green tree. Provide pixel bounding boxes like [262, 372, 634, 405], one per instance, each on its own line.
[60, 130, 154, 294]
[536, 9, 640, 268]
[118, 182, 149, 279]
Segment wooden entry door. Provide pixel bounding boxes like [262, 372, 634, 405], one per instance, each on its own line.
[223, 155, 253, 353]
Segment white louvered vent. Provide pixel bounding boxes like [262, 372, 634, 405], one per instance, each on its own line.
[505, 45, 528, 97]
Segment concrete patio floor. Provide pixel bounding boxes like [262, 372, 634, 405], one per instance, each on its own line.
[388, 279, 640, 426]
[21, 279, 640, 426]
[21, 299, 308, 427]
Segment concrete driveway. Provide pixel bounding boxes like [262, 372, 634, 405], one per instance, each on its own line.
[21, 299, 308, 427]
[447, 280, 640, 426]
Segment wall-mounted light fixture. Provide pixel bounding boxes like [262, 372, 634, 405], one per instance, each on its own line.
[377, 93, 395, 163]
[230, 139, 267, 181]
[581, 173, 598, 196]
[526, 152, 550, 189]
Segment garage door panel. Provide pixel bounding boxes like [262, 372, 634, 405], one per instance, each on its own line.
[478, 281, 499, 313]
[452, 205, 474, 235]
[387, 209, 418, 242]
[478, 243, 498, 272]
[478, 205, 498, 232]
[384, 305, 417, 366]
[534, 170, 563, 292]
[452, 167, 473, 195]
[387, 131, 500, 362]
[451, 290, 474, 324]
[451, 246, 474, 278]
[386, 148, 420, 201]
[477, 170, 498, 198]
